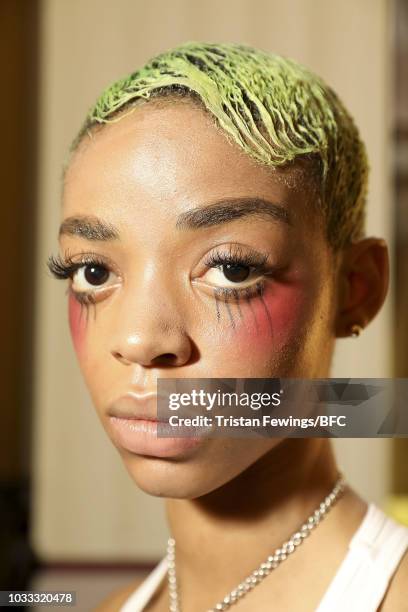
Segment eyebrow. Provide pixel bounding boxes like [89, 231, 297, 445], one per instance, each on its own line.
[58, 215, 120, 241]
[175, 197, 292, 230]
[58, 197, 292, 241]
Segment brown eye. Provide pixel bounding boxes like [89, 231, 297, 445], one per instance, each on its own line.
[72, 263, 119, 295]
[84, 264, 110, 286]
[222, 263, 250, 283]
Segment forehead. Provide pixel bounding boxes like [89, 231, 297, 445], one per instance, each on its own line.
[63, 102, 319, 228]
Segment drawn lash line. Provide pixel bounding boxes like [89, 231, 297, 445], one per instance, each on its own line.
[222, 289, 236, 330]
[91, 300, 97, 323]
[232, 288, 243, 319]
[256, 281, 273, 336]
[214, 288, 221, 323]
[245, 286, 259, 331]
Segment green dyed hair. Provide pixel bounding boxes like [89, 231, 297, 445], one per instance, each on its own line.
[73, 41, 368, 250]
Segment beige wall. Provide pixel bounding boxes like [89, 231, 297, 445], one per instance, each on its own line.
[32, 0, 392, 561]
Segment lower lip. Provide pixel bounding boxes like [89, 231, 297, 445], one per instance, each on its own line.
[108, 417, 205, 458]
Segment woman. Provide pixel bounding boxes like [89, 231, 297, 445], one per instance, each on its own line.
[48, 43, 408, 611]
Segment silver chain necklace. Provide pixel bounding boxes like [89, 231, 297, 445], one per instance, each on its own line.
[166, 472, 346, 612]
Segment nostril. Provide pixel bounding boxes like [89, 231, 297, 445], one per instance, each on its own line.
[112, 351, 131, 365]
[153, 353, 178, 366]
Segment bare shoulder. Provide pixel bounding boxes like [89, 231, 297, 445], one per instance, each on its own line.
[378, 547, 408, 611]
[93, 576, 146, 612]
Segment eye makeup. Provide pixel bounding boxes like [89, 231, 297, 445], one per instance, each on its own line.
[245, 286, 260, 332]
[213, 281, 274, 336]
[199, 243, 281, 329]
[232, 289, 243, 319]
[47, 251, 110, 282]
[214, 289, 221, 323]
[47, 243, 280, 336]
[68, 289, 88, 354]
[255, 281, 274, 336]
[219, 288, 237, 329]
[47, 251, 117, 311]
[202, 244, 270, 285]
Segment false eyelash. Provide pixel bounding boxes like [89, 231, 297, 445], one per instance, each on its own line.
[46, 252, 110, 280]
[67, 285, 97, 307]
[203, 244, 269, 271]
[215, 281, 266, 301]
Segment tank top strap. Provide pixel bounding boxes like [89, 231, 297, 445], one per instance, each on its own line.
[120, 504, 408, 612]
[316, 502, 408, 611]
[119, 556, 168, 612]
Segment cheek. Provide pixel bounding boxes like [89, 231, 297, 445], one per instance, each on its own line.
[214, 283, 308, 358]
[251, 284, 305, 340]
[68, 293, 87, 354]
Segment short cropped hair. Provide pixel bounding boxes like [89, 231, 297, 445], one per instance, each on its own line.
[71, 42, 368, 250]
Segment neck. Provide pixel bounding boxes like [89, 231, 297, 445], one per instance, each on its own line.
[165, 439, 340, 593]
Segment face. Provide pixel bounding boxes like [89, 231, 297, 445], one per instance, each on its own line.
[60, 102, 338, 498]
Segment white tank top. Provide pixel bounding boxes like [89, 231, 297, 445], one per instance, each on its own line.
[120, 502, 408, 611]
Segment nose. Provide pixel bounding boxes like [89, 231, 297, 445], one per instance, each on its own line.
[110, 283, 194, 368]
[111, 325, 193, 367]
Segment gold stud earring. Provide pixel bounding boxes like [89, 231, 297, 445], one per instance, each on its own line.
[350, 324, 363, 338]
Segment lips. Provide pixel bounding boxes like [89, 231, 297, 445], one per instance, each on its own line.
[105, 391, 204, 458]
[107, 392, 158, 418]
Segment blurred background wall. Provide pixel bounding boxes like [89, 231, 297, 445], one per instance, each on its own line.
[2, 0, 407, 608]
[0, 0, 39, 594]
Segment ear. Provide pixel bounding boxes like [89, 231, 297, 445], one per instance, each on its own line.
[334, 237, 389, 338]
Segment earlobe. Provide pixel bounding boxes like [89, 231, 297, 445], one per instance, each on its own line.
[334, 238, 389, 338]
[349, 323, 363, 338]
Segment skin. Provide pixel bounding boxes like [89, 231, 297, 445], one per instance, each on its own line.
[68, 293, 86, 354]
[60, 102, 396, 610]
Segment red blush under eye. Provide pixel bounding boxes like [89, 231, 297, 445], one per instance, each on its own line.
[68, 292, 87, 353]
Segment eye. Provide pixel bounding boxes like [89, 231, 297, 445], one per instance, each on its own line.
[220, 263, 250, 283]
[71, 263, 118, 294]
[203, 262, 260, 288]
[197, 244, 274, 291]
[46, 252, 121, 305]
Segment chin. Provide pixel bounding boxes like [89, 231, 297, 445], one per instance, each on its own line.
[119, 453, 224, 498]
[117, 437, 280, 499]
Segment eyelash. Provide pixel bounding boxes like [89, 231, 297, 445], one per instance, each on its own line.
[203, 245, 274, 299]
[46, 245, 275, 307]
[203, 244, 268, 269]
[46, 251, 113, 306]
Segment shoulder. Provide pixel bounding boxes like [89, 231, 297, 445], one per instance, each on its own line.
[378, 546, 408, 611]
[93, 577, 145, 612]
